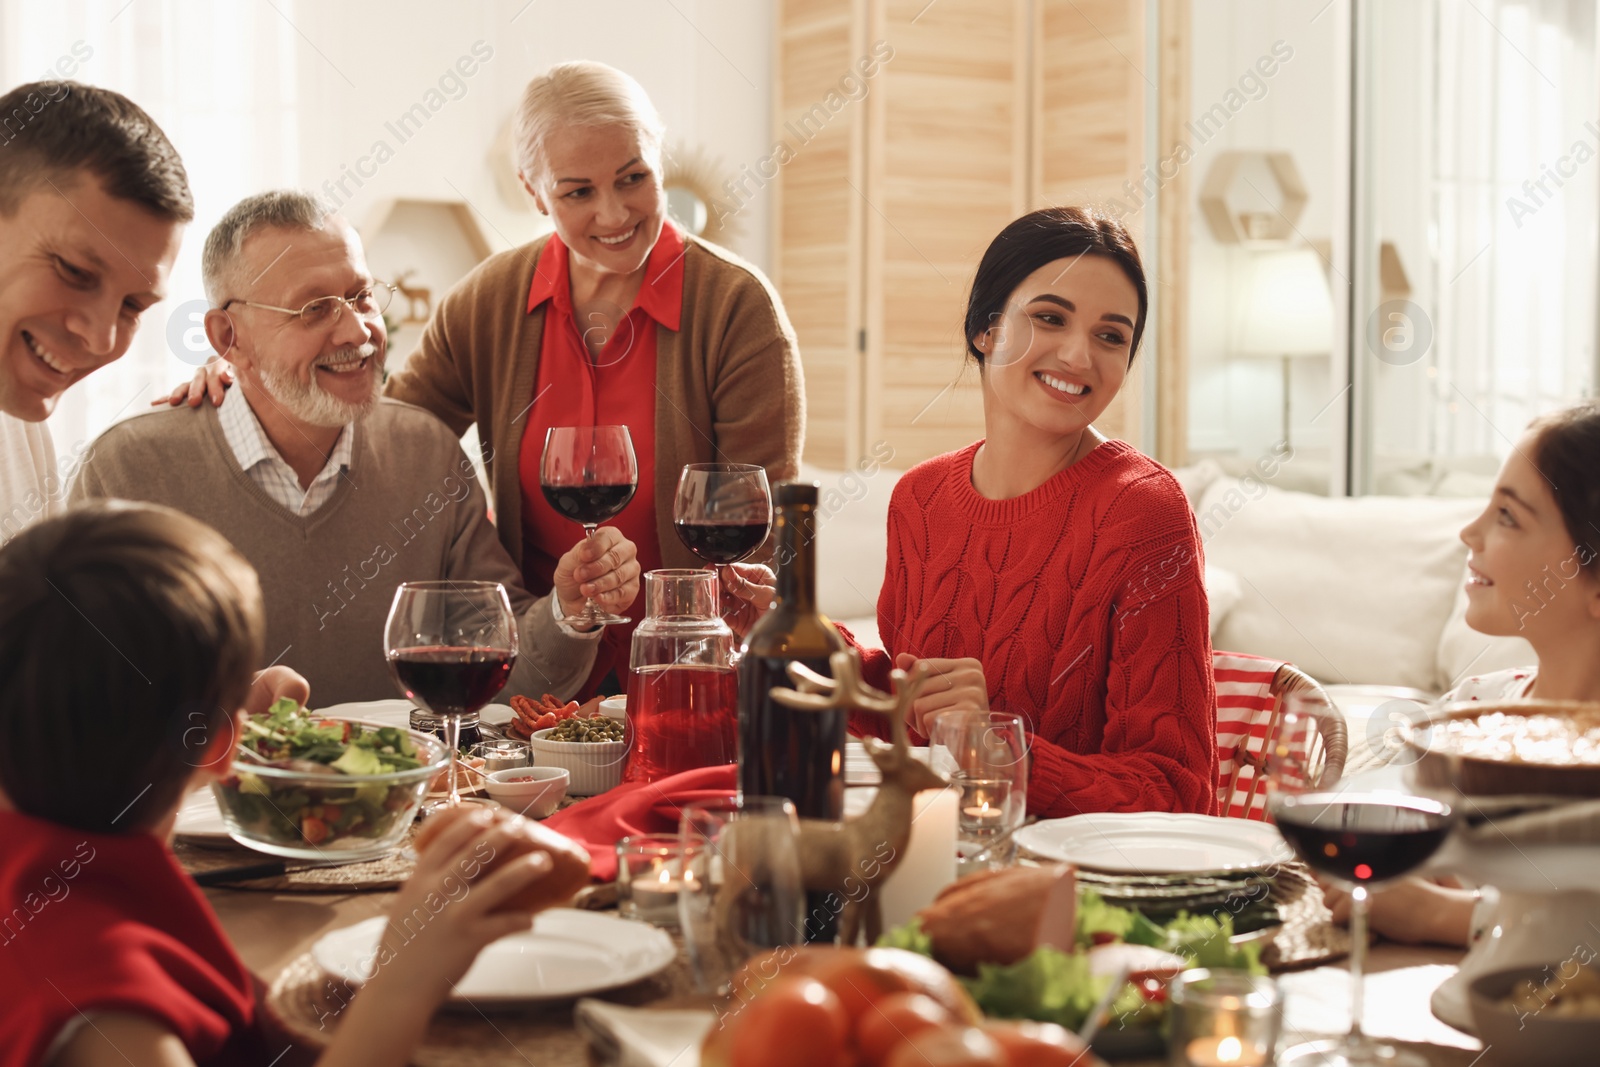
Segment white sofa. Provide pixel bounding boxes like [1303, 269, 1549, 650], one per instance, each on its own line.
[807, 458, 1534, 697]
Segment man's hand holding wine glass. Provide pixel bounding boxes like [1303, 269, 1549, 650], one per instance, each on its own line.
[551, 525, 641, 625]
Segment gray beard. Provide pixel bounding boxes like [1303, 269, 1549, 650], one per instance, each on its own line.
[255, 345, 382, 428]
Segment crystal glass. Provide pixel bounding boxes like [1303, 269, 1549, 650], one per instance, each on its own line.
[539, 425, 638, 627]
[616, 833, 687, 930]
[678, 795, 805, 994]
[673, 462, 772, 566]
[1168, 969, 1281, 1067]
[1264, 697, 1457, 1067]
[384, 581, 517, 813]
[930, 711, 1029, 870]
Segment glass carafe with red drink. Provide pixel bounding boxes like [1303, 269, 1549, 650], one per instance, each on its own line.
[624, 569, 739, 783]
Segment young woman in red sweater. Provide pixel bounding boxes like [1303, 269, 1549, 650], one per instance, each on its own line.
[727, 207, 1217, 818]
[0, 503, 561, 1067]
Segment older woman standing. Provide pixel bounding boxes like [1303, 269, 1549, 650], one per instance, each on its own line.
[386, 62, 804, 694]
[172, 62, 805, 695]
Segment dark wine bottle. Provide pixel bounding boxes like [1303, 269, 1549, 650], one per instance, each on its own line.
[737, 481, 847, 943]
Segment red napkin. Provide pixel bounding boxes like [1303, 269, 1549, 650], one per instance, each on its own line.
[544, 764, 737, 881]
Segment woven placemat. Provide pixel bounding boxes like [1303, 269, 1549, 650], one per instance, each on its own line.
[174, 830, 419, 892]
[1260, 862, 1351, 971]
[265, 941, 702, 1067]
[176, 793, 591, 892]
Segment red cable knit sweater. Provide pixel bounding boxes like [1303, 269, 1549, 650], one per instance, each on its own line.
[846, 440, 1218, 819]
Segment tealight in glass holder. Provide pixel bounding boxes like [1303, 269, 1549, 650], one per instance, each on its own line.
[469, 738, 530, 774]
[1169, 968, 1281, 1067]
[953, 773, 1013, 872]
[616, 834, 686, 931]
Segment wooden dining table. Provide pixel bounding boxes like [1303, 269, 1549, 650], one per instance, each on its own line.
[208, 883, 1487, 1067]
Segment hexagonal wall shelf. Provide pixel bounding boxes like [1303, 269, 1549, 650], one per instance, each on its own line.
[1198, 151, 1308, 244]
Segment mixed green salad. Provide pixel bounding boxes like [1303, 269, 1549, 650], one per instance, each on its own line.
[217, 699, 436, 848]
[880, 889, 1264, 1037]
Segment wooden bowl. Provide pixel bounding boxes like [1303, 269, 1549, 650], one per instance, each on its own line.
[1405, 700, 1600, 797]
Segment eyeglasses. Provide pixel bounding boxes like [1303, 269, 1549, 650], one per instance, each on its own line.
[222, 283, 395, 330]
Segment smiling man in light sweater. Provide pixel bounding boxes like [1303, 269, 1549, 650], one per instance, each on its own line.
[0, 82, 190, 544]
[71, 191, 641, 705]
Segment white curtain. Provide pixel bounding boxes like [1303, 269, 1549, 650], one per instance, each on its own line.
[1, 0, 300, 457]
[1432, 0, 1597, 459]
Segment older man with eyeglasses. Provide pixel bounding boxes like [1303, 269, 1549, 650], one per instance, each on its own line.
[70, 190, 641, 706]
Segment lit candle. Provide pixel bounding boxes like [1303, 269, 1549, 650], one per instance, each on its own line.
[627, 865, 683, 929]
[1184, 1035, 1266, 1067]
[961, 801, 1004, 826]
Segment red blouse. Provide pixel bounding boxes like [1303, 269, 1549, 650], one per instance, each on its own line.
[845, 440, 1219, 819]
[517, 222, 687, 696]
[0, 809, 266, 1067]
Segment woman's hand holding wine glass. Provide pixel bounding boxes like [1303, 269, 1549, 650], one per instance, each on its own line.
[541, 426, 640, 628]
[674, 463, 773, 629]
[717, 562, 776, 637]
[550, 525, 642, 625]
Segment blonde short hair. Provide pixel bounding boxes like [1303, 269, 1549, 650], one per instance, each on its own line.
[513, 61, 665, 186]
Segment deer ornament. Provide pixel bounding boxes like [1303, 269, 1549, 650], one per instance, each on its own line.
[770, 650, 950, 945]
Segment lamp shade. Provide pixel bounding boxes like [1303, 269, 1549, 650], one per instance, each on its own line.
[1235, 247, 1334, 357]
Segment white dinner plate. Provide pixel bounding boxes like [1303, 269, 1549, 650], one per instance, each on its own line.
[844, 741, 931, 785]
[1015, 812, 1293, 875]
[312, 910, 676, 1004]
[316, 699, 514, 729]
[173, 787, 232, 843]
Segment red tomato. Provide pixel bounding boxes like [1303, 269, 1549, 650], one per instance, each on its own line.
[301, 816, 330, 844]
[1133, 972, 1169, 1003]
[320, 804, 343, 824]
[855, 992, 952, 1064]
[982, 1021, 1101, 1067]
[729, 976, 850, 1067]
[883, 1025, 1006, 1067]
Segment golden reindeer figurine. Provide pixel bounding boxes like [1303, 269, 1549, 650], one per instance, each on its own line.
[769, 650, 949, 945]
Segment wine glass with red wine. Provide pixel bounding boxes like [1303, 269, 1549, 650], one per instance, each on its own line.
[1265, 700, 1458, 1067]
[540, 425, 639, 627]
[673, 463, 772, 567]
[384, 581, 518, 812]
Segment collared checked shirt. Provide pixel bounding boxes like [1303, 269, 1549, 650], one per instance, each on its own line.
[217, 386, 352, 516]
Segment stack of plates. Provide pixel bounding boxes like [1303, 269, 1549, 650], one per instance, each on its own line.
[1016, 812, 1296, 933]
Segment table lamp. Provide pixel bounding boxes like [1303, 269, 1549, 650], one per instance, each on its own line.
[1235, 247, 1334, 449]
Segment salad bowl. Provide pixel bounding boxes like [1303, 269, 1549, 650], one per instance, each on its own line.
[213, 701, 447, 862]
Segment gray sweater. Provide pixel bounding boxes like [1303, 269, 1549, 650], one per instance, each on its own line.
[69, 399, 596, 706]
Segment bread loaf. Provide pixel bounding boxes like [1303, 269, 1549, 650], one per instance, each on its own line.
[415, 804, 591, 913]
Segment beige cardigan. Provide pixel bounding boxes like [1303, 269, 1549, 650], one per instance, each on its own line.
[385, 232, 805, 571]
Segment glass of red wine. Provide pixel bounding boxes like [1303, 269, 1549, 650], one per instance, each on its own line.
[673, 463, 772, 567]
[384, 581, 518, 812]
[540, 425, 639, 627]
[1265, 701, 1458, 1067]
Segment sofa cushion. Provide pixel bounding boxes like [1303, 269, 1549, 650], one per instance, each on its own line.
[1198, 477, 1481, 690]
[1204, 563, 1243, 637]
[802, 461, 898, 623]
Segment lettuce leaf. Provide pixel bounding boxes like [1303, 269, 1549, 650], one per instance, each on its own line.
[1160, 911, 1264, 972]
[963, 945, 1108, 1031]
[877, 916, 935, 956]
[1075, 889, 1134, 943]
